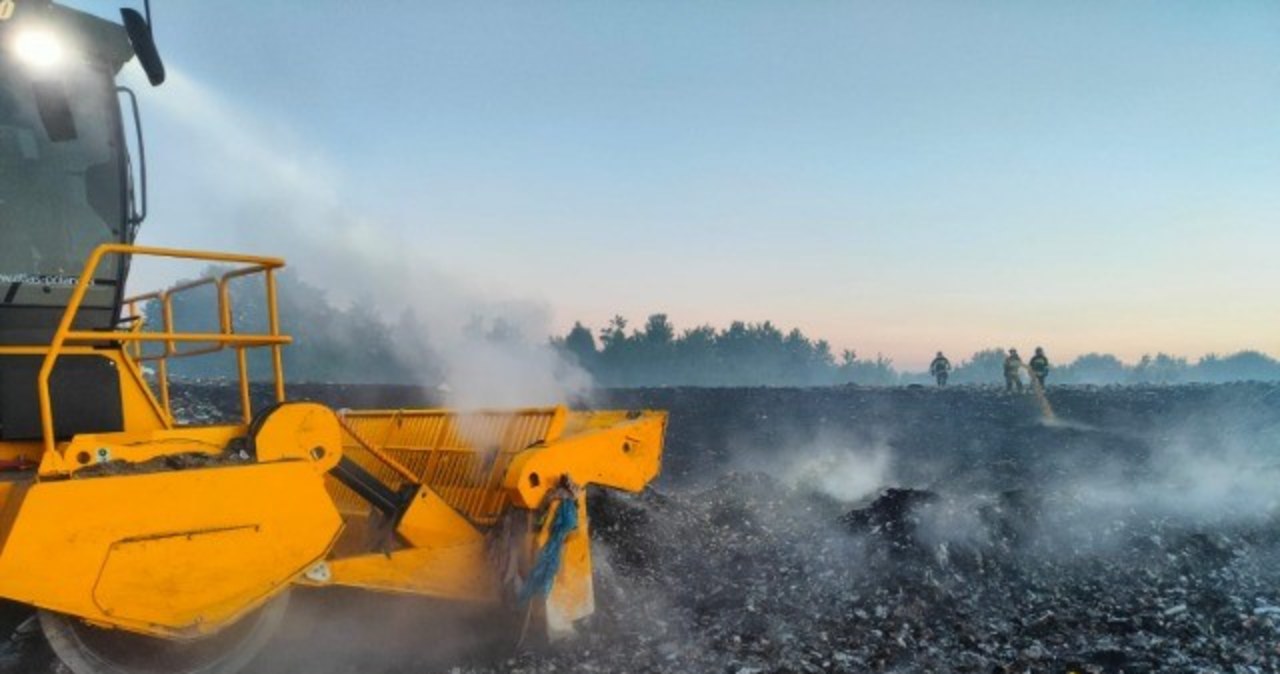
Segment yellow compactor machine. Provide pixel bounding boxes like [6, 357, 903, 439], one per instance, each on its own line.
[0, 3, 666, 672]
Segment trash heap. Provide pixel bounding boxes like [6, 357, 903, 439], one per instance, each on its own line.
[496, 473, 1280, 673]
[477, 384, 1280, 674]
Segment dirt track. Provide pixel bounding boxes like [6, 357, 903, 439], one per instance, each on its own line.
[4, 384, 1278, 673]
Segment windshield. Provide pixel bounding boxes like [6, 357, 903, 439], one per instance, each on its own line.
[0, 50, 125, 310]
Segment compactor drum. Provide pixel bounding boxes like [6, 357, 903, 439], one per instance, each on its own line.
[0, 3, 666, 672]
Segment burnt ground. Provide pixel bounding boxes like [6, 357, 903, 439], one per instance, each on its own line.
[3, 383, 1280, 673]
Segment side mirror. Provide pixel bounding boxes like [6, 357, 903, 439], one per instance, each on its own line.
[120, 8, 165, 86]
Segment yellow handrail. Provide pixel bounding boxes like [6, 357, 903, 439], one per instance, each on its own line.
[122, 261, 285, 421]
[38, 244, 291, 455]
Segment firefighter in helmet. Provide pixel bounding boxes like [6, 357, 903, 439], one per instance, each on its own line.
[1003, 348, 1024, 392]
[929, 351, 952, 387]
[1029, 347, 1050, 388]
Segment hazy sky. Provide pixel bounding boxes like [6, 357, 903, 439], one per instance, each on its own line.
[76, 1, 1280, 369]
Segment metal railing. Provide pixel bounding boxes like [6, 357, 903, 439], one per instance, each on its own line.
[37, 244, 293, 455]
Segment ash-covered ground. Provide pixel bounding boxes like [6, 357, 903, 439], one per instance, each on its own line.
[5, 384, 1279, 673]
[527, 385, 1280, 674]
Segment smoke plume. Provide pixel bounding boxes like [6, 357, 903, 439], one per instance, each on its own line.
[135, 69, 589, 406]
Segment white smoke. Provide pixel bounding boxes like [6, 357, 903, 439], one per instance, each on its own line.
[134, 69, 590, 406]
[775, 433, 892, 503]
[914, 407, 1280, 556]
[1059, 423, 1280, 529]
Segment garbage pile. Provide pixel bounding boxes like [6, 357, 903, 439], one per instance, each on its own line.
[479, 469, 1279, 674]
[490, 384, 1280, 673]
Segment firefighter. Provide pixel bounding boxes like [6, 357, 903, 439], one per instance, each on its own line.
[1029, 347, 1050, 388]
[1003, 348, 1024, 392]
[929, 351, 951, 387]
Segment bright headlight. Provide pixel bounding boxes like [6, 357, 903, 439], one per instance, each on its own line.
[12, 29, 65, 70]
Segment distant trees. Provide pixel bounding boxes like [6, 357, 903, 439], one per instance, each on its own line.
[1194, 351, 1280, 383]
[143, 273, 1280, 388]
[552, 314, 899, 387]
[949, 348, 1009, 385]
[836, 350, 899, 387]
[143, 267, 439, 384]
[1054, 353, 1127, 384]
[555, 315, 1280, 388]
[553, 315, 874, 387]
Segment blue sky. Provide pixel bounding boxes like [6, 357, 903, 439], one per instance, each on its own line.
[76, 1, 1280, 368]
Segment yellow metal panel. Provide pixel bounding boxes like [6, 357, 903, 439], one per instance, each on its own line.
[94, 525, 274, 628]
[0, 440, 41, 466]
[503, 411, 666, 509]
[251, 402, 343, 473]
[48, 426, 243, 475]
[0, 462, 342, 638]
[395, 486, 486, 549]
[320, 482, 497, 601]
[325, 544, 500, 603]
[0, 481, 24, 545]
[543, 496, 594, 639]
[0, 347, 169, 467]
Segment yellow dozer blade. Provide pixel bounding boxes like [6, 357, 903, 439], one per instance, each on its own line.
[321, 405, 667, 635]
[0, 401, 665, 673]
[0, 245, 666, 673]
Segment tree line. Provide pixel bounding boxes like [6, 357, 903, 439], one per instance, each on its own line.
[146, 270, 1280, 387]
[552, 315, 895, 387]
[144, 268, 438, 384]
[553, 315, 1280, 387]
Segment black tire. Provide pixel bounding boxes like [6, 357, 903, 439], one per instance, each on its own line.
[39, 593, 289, 674]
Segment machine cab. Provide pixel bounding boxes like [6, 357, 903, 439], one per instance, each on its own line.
[0, 1, 160, 441]
[1, 1, 139, 344]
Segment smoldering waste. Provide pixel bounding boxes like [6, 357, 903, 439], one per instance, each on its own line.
[535, 475, 1279, 673]
[500, 385, 1280, 673]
